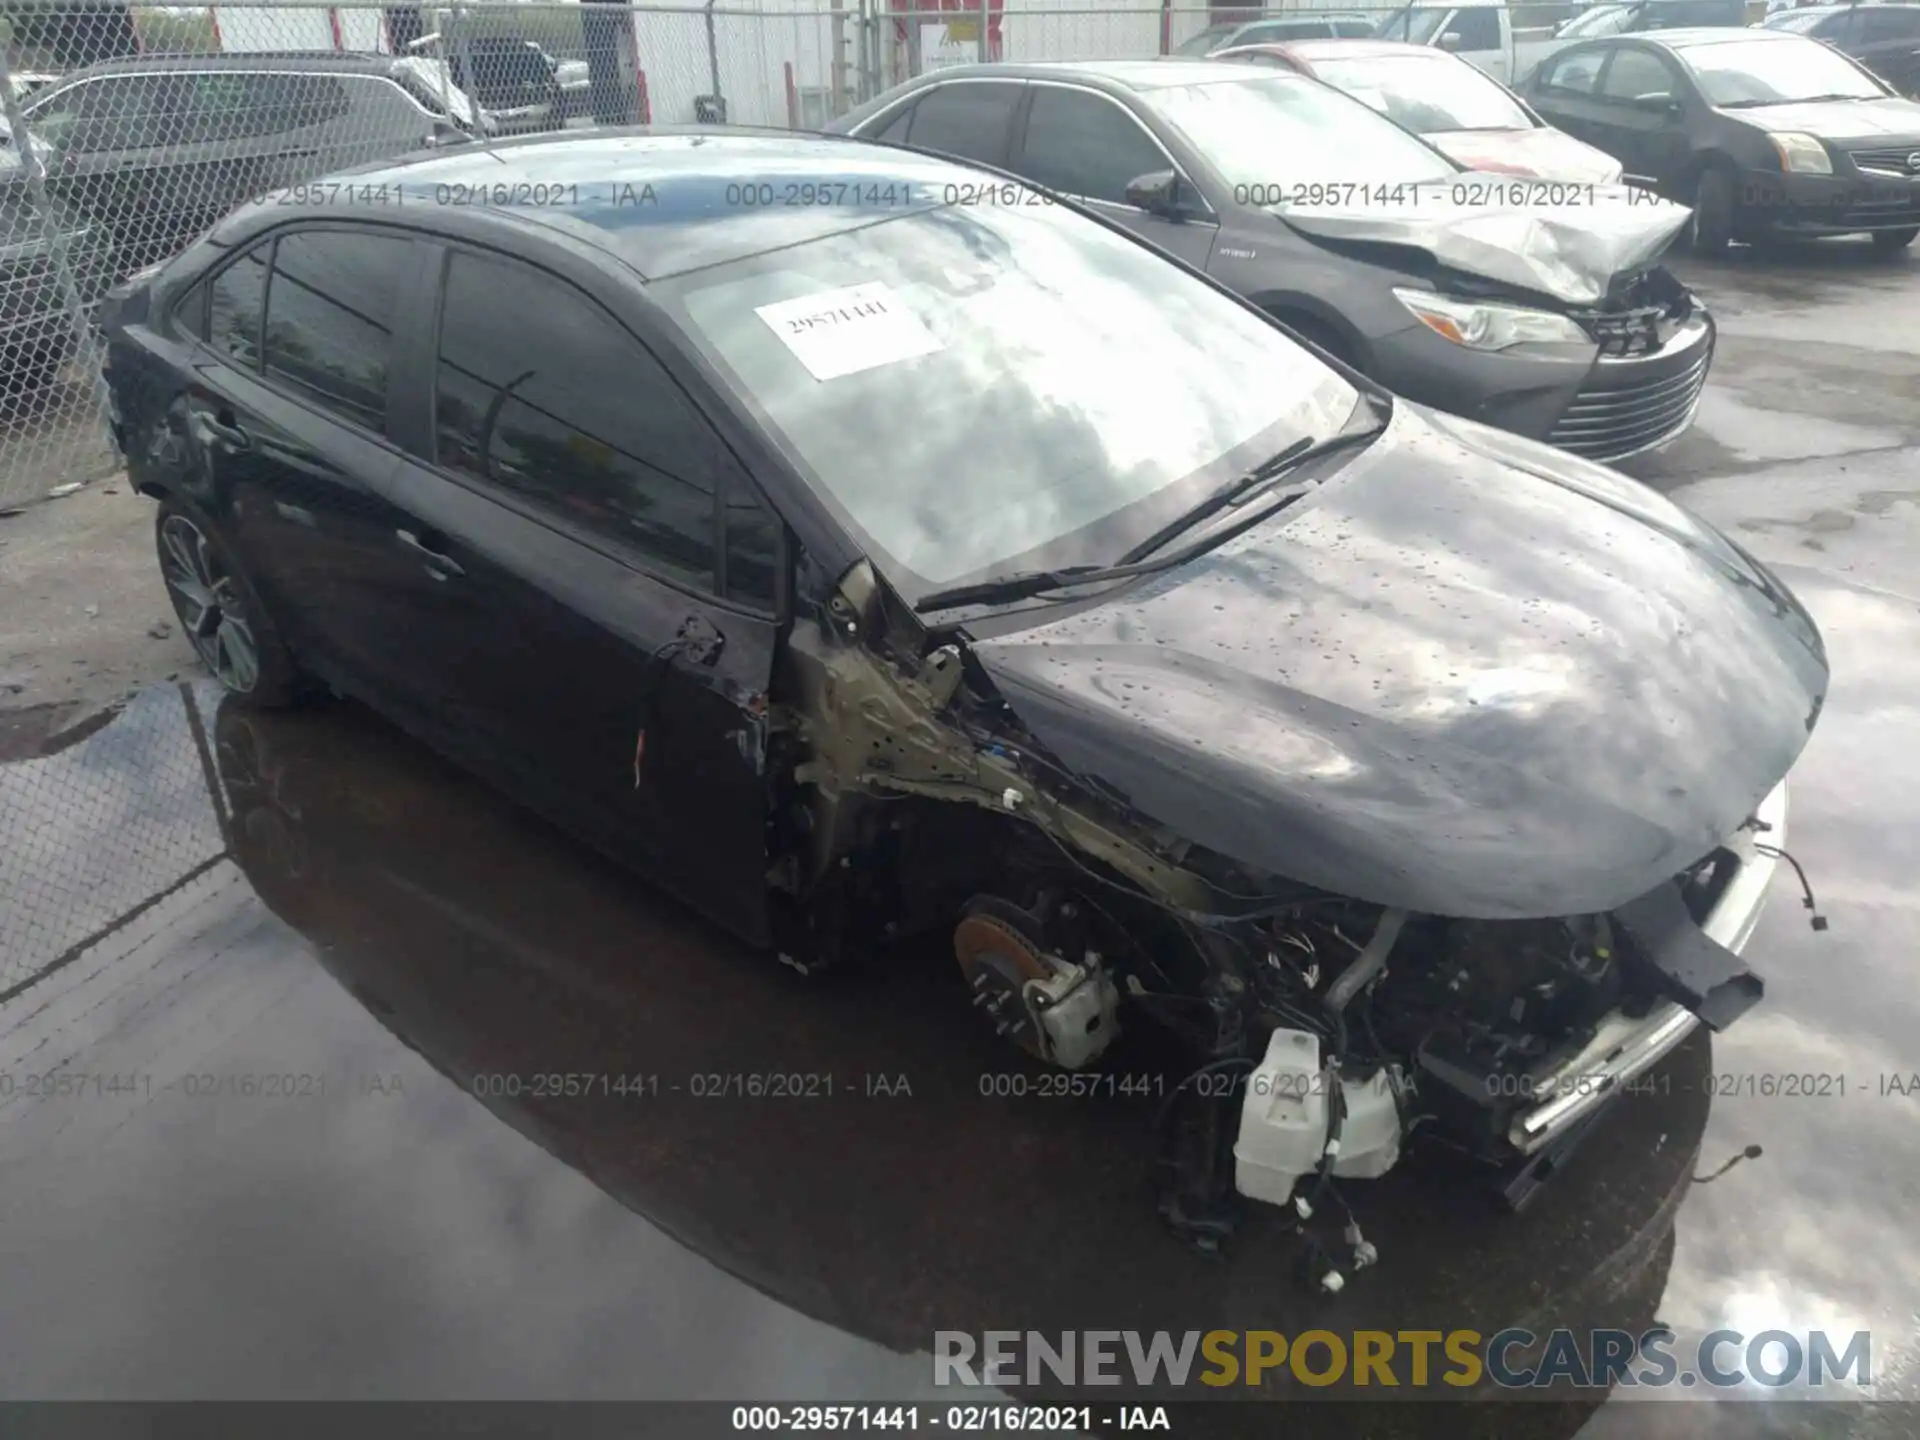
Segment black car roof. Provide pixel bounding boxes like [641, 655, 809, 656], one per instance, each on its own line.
[269, 129, 1033, 281]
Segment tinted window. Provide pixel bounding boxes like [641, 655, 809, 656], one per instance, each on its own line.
[263, 229, 409, 431]
[873, 100, 917, 142]
[1863, 8, 1920, 40]
[1601, 48, 1677, 99]
[174, 280, 209, 341]
[1243, 20, 1332, 40]
[1449, 8, 1502, 50]
[1330, 18, 1378, 36]
[905, 81, 1022, 166]
[208, 243, 269, 367]
[32, 74, 187, 153]
[434, 251, 720, 590]
[1175, 23, 1238, 56]
[722, 474, 781, 609]
[1018, 87, 1168, 205]
[1538, 47, 1606, 93]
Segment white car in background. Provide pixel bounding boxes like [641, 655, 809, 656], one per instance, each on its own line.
[1218, 39, 1628, 181]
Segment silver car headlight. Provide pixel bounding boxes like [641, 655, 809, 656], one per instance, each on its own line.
[1392, 287, 1589, 352]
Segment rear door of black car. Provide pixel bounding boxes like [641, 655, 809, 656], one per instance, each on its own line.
[375, 241, 782, 937]
[1522, 42, 1620, 150]
[166, 223, 415, 675]
[1588, 43, 1692, 188]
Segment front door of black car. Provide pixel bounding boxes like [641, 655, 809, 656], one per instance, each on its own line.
[373, 244, 782, 938]
[1008, 84, 1219, 268]
[1522, 44, 1616, 152]
[1588, 45, 1692, 189]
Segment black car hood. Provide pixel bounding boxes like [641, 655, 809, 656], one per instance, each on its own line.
[1720, 97, 1920, 140]
[972, 404, 1828, 920]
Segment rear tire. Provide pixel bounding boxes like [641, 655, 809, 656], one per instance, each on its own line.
[153, 495, 302, 708]
[1870, 226, 1918, 255]
[1688, 164, 1736, 256]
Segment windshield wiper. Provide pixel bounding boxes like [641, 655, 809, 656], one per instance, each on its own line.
[1113, 400, 1389, 567]
[912, 403, 1388, 615]
[1718, 94, 1869, 108]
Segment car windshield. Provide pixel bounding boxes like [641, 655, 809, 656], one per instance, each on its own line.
[1375, 7, 1453, 44]
[1175, 23, 1238, 55]
[1141, 73, 1459, 186]
[1313, 54, 1533, 131]
[659, 199, 1358, 595]
[1559, 4, 1640, 37]
[1686, 37, 1886, 103]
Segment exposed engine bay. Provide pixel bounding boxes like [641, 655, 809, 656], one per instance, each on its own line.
[759, 557, 1820, 1283]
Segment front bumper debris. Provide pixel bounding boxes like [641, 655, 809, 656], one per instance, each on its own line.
[1507, 779, 1788, 1155]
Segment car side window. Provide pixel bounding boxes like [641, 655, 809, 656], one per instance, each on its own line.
[1331, 18, 1377, 36]
[872, 100, 917, 143]
[173, 280, 209, 341]
[1538, 46, 1606, 94]
[722, 473, 782, 609]
[1864, 8, 1920, 39]
[904, 81, 1023, 167]
[1018, 87, 1169, 206]
[433, 250, 724, 593]
[1449, 7, 1502, 50]
[208, 242, 270, 368]
[262, 228, 411, 432]
[1599, 48, 1677, 102]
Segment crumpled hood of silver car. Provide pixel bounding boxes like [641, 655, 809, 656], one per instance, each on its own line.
[1269, 176, 1693, 306]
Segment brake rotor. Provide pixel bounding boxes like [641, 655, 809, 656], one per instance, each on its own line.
[954, 912, 1053, 1061]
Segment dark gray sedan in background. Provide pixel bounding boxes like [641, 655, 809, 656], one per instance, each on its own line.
[1518, 30, 1920, 254]
[831, 60, 1713, 463]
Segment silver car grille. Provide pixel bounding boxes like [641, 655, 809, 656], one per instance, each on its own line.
[1547, 342, 1713, 463]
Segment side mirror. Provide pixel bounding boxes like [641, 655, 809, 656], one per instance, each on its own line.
[1125, 168, 1195, 218]
[1439, 29, 1465, 48]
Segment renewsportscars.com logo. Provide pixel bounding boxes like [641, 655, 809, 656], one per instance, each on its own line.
[933, 1328, 1873, 1392]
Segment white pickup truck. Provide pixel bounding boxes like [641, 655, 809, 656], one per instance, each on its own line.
[1373, 0, 1746, 85]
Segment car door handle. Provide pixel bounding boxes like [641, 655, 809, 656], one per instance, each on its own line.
[395, 528, 465, 578]
[190, 409, 250, 451]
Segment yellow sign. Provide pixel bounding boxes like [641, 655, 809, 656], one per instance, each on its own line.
[945, 17, 979, 42]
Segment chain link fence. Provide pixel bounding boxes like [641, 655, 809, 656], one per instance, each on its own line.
[1, 0, 1628, 510]
[0, 680, 233, 1007]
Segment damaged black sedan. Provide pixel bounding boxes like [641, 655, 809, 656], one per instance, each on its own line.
[101, 133, 1826, 1262]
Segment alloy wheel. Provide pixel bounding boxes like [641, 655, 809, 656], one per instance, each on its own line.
[158, 513, 261, 694]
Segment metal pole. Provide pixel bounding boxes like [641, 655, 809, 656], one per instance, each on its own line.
[0, 44, 116, 485]
[704, 0, 721, 104]
[976, 0, 989, 61]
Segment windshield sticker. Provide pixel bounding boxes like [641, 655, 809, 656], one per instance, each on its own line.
[755, 283, 944, 381]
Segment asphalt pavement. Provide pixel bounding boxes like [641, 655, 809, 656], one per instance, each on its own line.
[0, 239, 1915, 1434]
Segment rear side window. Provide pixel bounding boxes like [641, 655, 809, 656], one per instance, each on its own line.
[208, 243, 269, 367]
[872, 101, 917, 143]
[262, 228, 411, 432]
[906, 81, 1023, 166]
[1330, 18, 1377, 36]
[1538, 46, 1605, 93]
[432, 250, 728, 593]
